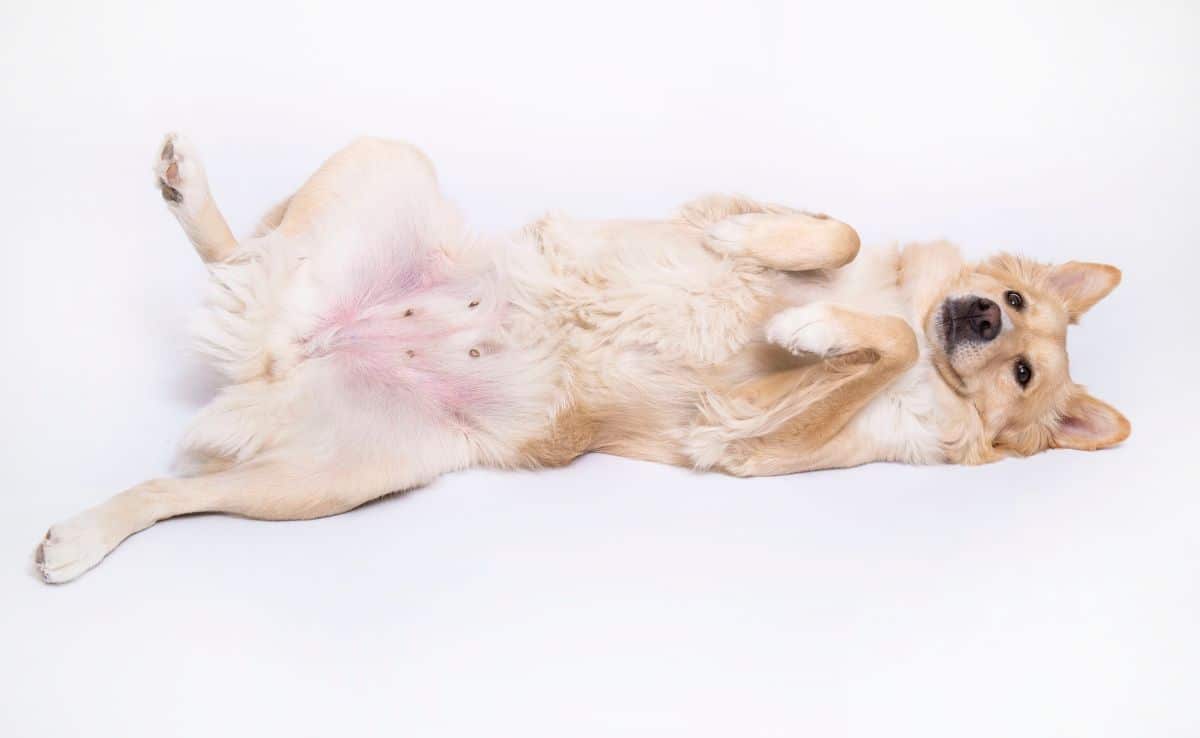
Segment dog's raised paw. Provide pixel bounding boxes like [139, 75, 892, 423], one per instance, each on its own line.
[154, 132, 207, 209]
[765, 303, 852, 357]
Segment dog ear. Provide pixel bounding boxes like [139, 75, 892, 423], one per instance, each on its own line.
[1050, 390, 1130, 451]
[1046, 262, 1121, 322]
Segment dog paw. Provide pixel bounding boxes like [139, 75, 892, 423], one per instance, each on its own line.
[154, 132, 208, 210]
[765, 303, 852, 357]
[705, 212, 860, 271]
[34, 514, 115, 584]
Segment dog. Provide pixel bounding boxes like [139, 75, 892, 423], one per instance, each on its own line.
[33, 135, 1130, 583]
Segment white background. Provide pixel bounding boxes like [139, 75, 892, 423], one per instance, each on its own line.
[3, 1, 1198, 736]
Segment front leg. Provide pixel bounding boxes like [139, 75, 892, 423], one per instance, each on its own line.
[688, 303, 918, 476]
[678, 194, 860, 271]
[706, 212, 860, 271]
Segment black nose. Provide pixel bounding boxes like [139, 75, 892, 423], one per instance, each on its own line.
[945, 296, 1003, 345]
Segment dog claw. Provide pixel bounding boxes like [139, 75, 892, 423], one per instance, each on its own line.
[154, 132, 202, 209]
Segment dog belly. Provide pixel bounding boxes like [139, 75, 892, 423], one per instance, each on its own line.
[298, 248, 520, 425]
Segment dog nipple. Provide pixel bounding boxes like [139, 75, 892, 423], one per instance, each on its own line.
[469, 348, 480, 358]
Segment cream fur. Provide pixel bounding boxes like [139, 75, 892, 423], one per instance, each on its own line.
[33, 136, 1129, 583]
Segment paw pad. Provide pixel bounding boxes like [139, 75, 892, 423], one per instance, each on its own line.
[154, 133, 203, 207]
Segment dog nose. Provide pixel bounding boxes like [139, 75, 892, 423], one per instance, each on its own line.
[967, 297, 1001, 341]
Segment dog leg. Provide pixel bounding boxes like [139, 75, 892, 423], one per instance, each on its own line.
[680, 194, 860, 271]
[705, 211, 860, 271]
[34, 458, 433, 584]
[690, 303, 917, 475]
[251, 196, 292, 237]
[154, 133, 238, 263]
[274, 136, 441, 237]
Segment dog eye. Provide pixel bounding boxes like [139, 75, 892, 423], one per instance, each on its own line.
[1014, 359, 1033, 387]
[1005, 291, 1025, 310]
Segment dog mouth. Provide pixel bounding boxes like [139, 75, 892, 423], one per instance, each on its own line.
[930, 301, 969, 395]
[940, 300, 956, 349]
[931, 351, 968, 396]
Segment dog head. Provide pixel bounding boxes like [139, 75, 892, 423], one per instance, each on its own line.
[905, 242, 1129, 462]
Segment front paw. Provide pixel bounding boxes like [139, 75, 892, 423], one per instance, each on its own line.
[705, 212, 860, 271]
[765, 303, 852, 357]
[703, 213, 771, 257]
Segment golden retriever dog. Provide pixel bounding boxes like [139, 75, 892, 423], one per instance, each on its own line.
[33, 135, 1130, 583]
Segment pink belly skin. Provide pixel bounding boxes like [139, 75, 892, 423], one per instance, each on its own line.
[302, 254, 501, 422]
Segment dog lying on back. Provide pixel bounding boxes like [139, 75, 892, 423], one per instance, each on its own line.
[33, 136, 1129, 583]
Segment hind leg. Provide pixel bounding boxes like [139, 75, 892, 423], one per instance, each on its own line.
[251, 196, 292, 237]
[154, 133, 238, 262]
[158, 134, 447, 254]
[34, 451, 448, 584]
[273, 136, 441, 237]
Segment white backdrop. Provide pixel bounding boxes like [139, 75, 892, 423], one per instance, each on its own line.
[3, 1, 1198, 736]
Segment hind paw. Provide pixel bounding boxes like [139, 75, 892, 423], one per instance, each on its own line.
[34, 514, 116, 584]
[154, 132, 209, 210]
